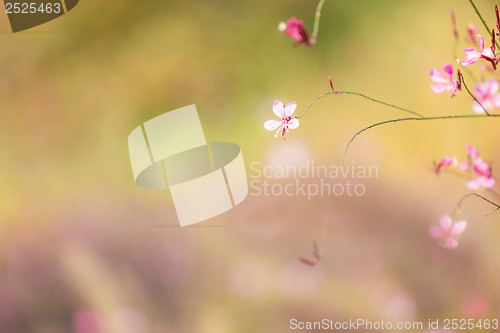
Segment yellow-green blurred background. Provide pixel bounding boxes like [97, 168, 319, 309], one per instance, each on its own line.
[1, 0, 500, 332]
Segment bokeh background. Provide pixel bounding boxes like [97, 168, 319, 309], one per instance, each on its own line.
[1, 0, 500, 332]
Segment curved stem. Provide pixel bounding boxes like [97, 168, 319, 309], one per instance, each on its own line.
[296, 91, 424, 119]
[460, 72, 489, 115]
[468, 0, 500, 50]
[341, 114, 500, 164]
[310, 0, 326, 44]
[456, 192, 500, 216]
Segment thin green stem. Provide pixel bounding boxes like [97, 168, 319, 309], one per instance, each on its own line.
[456, 193, 500, 216]
[468, 0, 500, 50]
[310, 0, 326, 44]
[296, 91, 424, 119]
[341, 114, 500, 164]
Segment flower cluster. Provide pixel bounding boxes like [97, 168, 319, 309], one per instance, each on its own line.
[434, 144, 495, 190]
[267, 2, 500, 253]
[430, 7, 500, 114]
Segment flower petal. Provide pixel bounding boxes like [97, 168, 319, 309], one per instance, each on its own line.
[466, 144, 479, 159]
[492, 94, 500, 108]
[429, 226, 444, 238]
[474, 81, 488, 99]
[430, 68, 449, 83]
[478, 34, 484, 51]
[458, 161, 470, 171]
[263, 119, 282, 131]
[450, 220, 467, 236]
[486, 78, 499, 95]
[445, 237, 459, 249]
[430, 84, 447, 94]
[273, 100, 285, 118]
[472, 101, 487, 114]
[287, 118, 299, 129]
[284, 101, 297, 117]
[485, 176, 495, 188]
[466, 177, 481, 190]
[439, 215, 453, 231]
[460, 51, 481, 66]
[443, 63, 454, 80]
[482, 48, 495, 59]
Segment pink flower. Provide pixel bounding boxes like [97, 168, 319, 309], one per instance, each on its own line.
[429, 63, 460, 97]
[471, 79, 500, 114]
[434, 156, 456, 173]
[278, 17, 309, 45]
[458, 34, 496, 67]
[464, 143, 495, 189]
[263, 100, 299, 138]
[429, 215, 466, 249]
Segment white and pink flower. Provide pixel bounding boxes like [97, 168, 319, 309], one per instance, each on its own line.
[458, 34, 496, 67]
[429, 215, 467, 249]
[429, 63, 460, 97]
[264, 100, 300, 138]
[471, 79, 500, 114]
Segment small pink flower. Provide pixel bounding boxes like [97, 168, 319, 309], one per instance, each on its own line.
[429, 63, 460, 97]
[429, 215, 467, 249]
[458, 34, 496, 67]
[471, 79, 500, 114]
[278, 17, 309, 45]
[465, 143, 495, 189]
[264, 100, 299, 138]
[434, 156, 456, 173]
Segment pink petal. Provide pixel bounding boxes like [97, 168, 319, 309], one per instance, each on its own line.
[485, 176, 495, 188]
[478, 34, 484, 50]
[429, 226, 444, 238]
[263, 119, 282, 130]
[474, 81, 488, 99]
[287, 118, 299, 129]
[273, 100, 285, 118]
[463, 47, 478, 53]
[482, 48, 495, 59]
[466, 144, 479, 159]
[284, 101, 297, 117]
[445, 237, 459, 249]
[473, 158, 490, 176]
[466, 177, 482, 190]
[430, 68, 449, 83]
[435, 156, 454, 172]
[439, 215, 453, 232]
[472, 101, 487, 114]
[460, 51, 481, 66]
[486, 78, 499, 95]
[443, 63, 454, 80]
[430, 84, 447, 94]
[492, 94, 500, 108]
[450, 220, 467, 235]
[458, 161, 470, 171]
